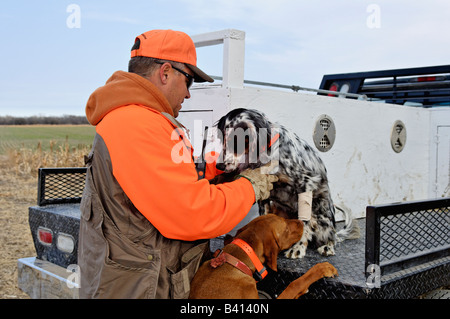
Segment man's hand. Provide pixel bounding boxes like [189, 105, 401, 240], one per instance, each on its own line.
[236, 161, 279, 201]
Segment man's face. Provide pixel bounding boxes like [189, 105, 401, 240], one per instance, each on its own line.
[165, 64, 193, 118]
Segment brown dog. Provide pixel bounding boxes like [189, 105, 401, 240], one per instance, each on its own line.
[189, 214, 338, 299]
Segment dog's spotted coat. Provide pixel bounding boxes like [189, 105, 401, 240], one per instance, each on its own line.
[213, 108, 355, 259]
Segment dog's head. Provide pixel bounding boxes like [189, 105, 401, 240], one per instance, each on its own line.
[233, 214, 303, 272]
[214, 108, 278, 173]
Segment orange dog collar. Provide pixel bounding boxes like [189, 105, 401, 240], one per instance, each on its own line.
[261, 133, 280, 152]
[231, 238, 268, 281]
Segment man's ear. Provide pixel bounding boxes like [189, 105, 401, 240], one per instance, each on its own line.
[159, 62, 171, 84]
[262, 230, 280, 272]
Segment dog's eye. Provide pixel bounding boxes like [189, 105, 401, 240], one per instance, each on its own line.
[225, 124, 252, 155]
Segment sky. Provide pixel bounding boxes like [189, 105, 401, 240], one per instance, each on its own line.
[1, 0, 449, 117]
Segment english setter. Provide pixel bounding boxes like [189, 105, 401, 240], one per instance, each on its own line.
[210, 108, 358, 259]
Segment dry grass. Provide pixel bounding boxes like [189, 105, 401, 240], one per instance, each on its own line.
[6, 140, 90, 177]
[0, 142, 89, 299]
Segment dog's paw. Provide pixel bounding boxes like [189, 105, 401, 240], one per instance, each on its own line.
[284, 242, 306, 259]
[317, 243, 335, 256]
[313, 262, 338, 278]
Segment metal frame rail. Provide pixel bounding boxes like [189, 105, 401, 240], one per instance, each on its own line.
[207, 75, 368, 99]
[365, 198, 450, 278]
[319, 65, 450, 106]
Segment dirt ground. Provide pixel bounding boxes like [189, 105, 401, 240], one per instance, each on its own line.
[0, 155, 40, 299]
[0, 136, 90, 299]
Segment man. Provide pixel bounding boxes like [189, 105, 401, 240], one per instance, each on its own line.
[78, 29, 278, 299]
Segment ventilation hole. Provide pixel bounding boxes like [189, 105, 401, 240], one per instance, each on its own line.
[320, 135, 331, 149]
[320, 119, 330, 130]
[313, 114, 336, 152]
[391, 120, 406, 153]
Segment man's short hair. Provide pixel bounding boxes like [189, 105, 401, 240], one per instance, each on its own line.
[128, 56, 185, 78]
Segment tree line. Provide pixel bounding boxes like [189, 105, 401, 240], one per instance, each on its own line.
[0, 115, 89, 125]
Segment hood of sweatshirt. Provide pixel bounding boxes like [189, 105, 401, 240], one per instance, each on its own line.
[85, 71, 174, 125]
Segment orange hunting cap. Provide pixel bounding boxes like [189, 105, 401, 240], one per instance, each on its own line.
[131, 29, 214, 83]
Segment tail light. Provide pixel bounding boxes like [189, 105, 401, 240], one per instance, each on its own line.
[37, 227, 75, 253]
[412, 75, 445, 82]
[417, 76, 437, 82]
[328, 83, 339, 96]
[57, 233, 75, 253]
[37, 227, 53, 246]
[328, 82, 351, 97]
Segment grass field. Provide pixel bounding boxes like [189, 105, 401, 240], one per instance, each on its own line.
[0, 125, 95, 154]
[0, 125, 94, 298]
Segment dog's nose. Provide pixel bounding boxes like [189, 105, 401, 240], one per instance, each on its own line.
[216, 162, 226, 171]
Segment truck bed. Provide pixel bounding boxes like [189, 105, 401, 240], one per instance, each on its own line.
[19, 169, 450, 299]
[20, 204, 450, 299]
[259, 218, 450, 299]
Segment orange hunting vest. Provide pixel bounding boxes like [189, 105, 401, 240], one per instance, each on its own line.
[78, 71, 255, 298]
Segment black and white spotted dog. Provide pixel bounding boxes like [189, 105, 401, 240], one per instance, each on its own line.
[211, 108, 358, 259]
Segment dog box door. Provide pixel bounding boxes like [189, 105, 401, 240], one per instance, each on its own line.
[436, 125, 450, 198]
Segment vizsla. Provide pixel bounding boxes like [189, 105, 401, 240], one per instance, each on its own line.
[189, 214, 338, 299]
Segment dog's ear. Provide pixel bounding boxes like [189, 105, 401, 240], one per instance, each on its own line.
[262, 229, 281, 272]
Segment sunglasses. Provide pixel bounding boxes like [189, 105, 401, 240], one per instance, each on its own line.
[155, 61, 194, 89]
